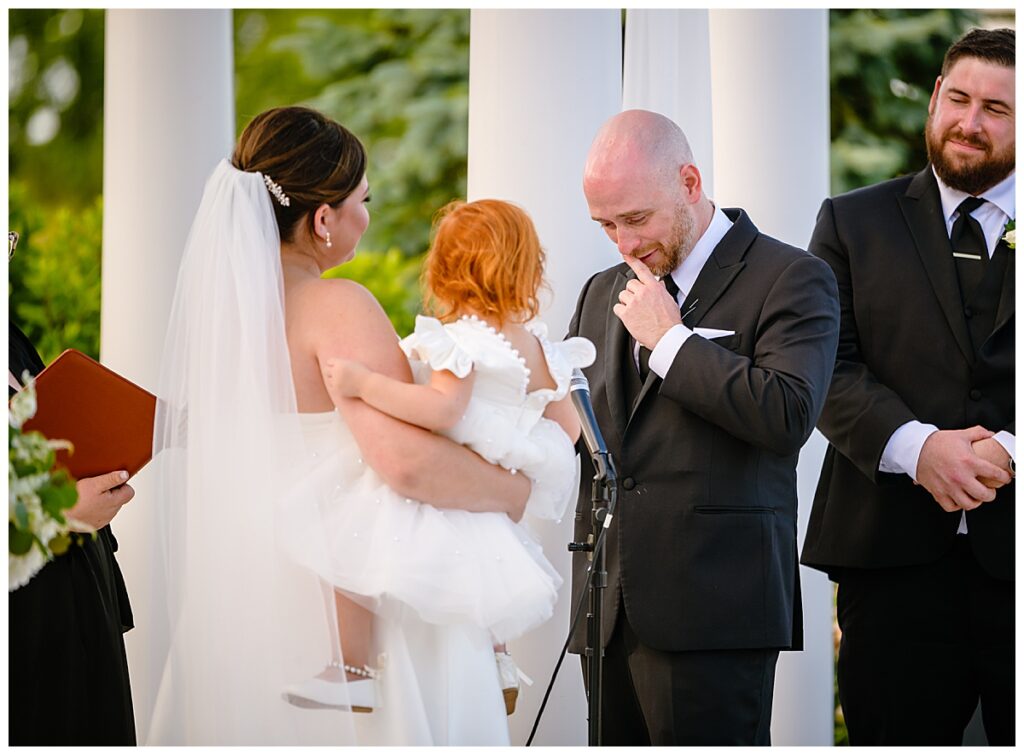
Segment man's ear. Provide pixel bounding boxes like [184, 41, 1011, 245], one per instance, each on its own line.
[928, 75, 943, 116]
[680, 163, 702, 204]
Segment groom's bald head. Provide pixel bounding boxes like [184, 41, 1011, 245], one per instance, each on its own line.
[584, 110, 696, 192]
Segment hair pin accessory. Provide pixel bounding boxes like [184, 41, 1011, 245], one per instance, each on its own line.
[262, 174, 291, 207]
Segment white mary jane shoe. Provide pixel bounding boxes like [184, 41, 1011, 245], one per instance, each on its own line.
[282, 661, 379, 713]
[495, 651, 532, 716]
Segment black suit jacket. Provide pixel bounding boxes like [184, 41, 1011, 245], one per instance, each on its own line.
[567, 208, 839, 653]
[801, 167, 1015, 582]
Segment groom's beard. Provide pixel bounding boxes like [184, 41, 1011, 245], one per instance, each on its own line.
[642, 202, 697, 278]
[926, 113, 1015, 195]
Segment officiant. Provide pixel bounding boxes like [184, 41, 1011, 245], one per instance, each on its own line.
[9, 229, 137, 745]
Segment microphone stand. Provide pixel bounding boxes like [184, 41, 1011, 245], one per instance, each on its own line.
[569, 449, 617, 746]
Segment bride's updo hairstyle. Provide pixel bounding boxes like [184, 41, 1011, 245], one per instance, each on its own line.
[232, 106, 367, 243]
[424, 199, 546, 328]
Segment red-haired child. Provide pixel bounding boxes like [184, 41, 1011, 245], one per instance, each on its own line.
[285, 199, 594, 717]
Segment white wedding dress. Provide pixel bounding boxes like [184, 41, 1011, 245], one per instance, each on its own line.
[280, 314, 595, 744]
[149, 160, 592, 745]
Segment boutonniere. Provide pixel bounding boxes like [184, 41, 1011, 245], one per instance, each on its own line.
[1002, 219, 1015, 249]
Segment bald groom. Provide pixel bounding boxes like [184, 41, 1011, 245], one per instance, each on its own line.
[565, 110, 840, 745]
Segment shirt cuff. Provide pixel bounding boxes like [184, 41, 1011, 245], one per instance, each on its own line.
[879, 421, 939, 480]
[649, 324, 694, 378]
[992, 431, 1015, 461]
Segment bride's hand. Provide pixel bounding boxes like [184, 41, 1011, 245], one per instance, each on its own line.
[322, 358, 370, 399]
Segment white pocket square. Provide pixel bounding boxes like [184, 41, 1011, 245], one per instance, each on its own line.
[693, 327, 736, 340]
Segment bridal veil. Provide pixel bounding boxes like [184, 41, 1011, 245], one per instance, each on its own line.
[147, 160, 357, 744]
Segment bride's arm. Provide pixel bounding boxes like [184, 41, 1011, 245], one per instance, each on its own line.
[311, 280, 529, 521]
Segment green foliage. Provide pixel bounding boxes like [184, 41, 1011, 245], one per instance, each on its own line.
[323, 249, 425, 337]
[9, 180, 104, 363]
[828, 9, 983, 194]
[8, 9, 106, 207]
[234, 9, 470, 257]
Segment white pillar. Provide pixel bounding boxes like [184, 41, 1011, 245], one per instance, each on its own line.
[467, 9, 622, 745]
[622, 9, 715, 197]
[709, 9, 833, 745]
[101, 9, 234, 741]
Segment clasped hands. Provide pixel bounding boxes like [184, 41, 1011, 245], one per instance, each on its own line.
[613, 255, 681, 349]
[916, 427, 1014, 512]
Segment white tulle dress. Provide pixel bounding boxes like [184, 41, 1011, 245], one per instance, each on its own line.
[280, 314, 595, 744]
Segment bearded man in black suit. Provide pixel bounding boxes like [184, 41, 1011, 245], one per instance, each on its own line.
[801, 28, 1015, 746]
[566, 109, 839, 745]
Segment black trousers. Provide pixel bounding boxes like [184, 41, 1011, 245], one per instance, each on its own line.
[582, 607, 778, 745]
[836, 537, 1014, 746]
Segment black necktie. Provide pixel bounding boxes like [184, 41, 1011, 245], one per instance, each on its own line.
[951, 196, 988, 300]
[637, 274, 681, 382]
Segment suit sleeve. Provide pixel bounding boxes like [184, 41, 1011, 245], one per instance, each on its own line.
[808, 198, 919, 480]
[565, 277, 589, 340]
[659, 252, 840, 456]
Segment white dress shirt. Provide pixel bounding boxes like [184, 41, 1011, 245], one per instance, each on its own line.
[879, 169, 1015, 532]
[643, 205, 734, 377]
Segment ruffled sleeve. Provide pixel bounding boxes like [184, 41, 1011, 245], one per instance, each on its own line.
[527, 321, 597, 398]
[399, 315, 475, 378]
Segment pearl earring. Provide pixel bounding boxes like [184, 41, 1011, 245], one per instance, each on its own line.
[325, 231, 333, 248]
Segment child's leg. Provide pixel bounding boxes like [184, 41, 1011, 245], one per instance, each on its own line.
[282, 585, 377, 710]
[333, 589, 375, 678]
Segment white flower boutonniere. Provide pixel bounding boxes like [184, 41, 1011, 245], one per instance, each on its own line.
[1002, 219, 1015, 249]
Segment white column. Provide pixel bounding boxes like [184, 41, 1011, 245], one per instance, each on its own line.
[622, 9, 715, 197]
[101, 9, 234, 742]
[467, 9, 621, 745]
[709, 9, 833, 745]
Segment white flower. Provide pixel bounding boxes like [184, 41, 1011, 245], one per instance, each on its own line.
[9, 378, 79, 591]
[9, 383, 36, 428]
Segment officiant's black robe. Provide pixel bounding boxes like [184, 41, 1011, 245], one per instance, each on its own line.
[8, 322, 136, 745]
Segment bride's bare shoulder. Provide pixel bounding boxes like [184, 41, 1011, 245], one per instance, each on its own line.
[291, 277, 383, 319]
[289, 277, 396, 346]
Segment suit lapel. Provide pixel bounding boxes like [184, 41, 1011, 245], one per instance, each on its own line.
[631, 208, 752, 415]
[678, 208, 753, 328]
[898, 168, 975, 364]
[605, 270, 632, 439]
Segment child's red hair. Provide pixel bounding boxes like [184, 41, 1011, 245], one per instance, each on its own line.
[423, 199, 546, 327]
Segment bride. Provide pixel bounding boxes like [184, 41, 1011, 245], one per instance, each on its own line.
[147, 106, 548, 745]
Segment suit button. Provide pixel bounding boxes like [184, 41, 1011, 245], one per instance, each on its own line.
[964, 306, 974, 318]
[622, 477, 636, 490]
[970, 388, 983, 400]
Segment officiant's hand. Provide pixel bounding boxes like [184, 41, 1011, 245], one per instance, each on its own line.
[322, 357, 371, 399]
[68, 470, 135, 531]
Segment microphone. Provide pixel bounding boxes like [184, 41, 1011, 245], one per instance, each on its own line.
[570, 368, 615, 480]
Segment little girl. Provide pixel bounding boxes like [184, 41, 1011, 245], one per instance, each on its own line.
[283, 199, 594, 717]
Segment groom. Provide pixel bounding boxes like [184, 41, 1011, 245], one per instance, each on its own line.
[565, 109, 839, 745]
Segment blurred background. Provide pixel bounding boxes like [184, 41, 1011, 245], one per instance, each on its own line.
[6, 8, 1015, 743]
[12, 8, 1015, 365]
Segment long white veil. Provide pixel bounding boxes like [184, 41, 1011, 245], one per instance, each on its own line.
[147, 160, 356, 745]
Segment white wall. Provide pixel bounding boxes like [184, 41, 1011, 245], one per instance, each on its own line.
[467, 9, 623, 745]
[709, 9, 833, 745]
[101, 9, 234, 742]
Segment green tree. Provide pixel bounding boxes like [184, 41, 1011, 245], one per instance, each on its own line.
[8, 9, 105, 207]
[9, 182, 104, 363]
[828, 9, 983, 195]
[234, 9, 470, 257]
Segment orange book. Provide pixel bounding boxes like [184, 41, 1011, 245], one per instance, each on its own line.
[18, 349, 157, 480]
